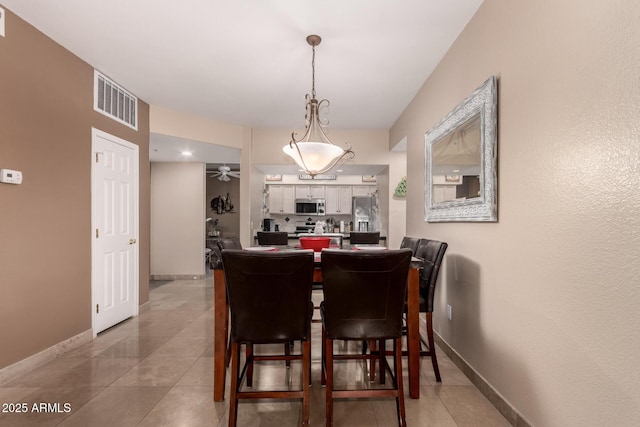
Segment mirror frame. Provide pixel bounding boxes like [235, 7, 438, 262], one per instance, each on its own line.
[425, 76, 498, 222]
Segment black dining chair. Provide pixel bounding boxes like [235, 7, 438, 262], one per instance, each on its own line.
[221, 249, 314, 427]
[213, 237, 244, 367]
[411, 238, 448, 382]
[400, 236, 421, 255]
[320, 248, 412, 427]
[256, 231, 289, 245]
[349, 231, 380, 245]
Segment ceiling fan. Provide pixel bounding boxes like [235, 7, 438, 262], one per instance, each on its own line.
[208, 165, 240, 182]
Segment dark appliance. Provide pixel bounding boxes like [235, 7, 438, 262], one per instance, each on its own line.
[262, 218, 273, 231]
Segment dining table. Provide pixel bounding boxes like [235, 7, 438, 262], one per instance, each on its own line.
[212, 245, 425, 401]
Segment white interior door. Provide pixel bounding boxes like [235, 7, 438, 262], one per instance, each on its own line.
[92, 128, 139, 335]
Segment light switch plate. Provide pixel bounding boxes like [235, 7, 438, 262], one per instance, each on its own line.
[0, 7, 5, 37]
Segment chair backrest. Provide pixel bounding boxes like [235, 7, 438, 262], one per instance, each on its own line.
[211, 237, 243, 269]
[256, 231, 289, 245]
[321, 248, 412, 340]
[217, 237, 243, 250]
[400, 236, 421, 255]
[221, 249, 314, 343]
[349, 231, 380, 245]
[414, 239, 448, 312]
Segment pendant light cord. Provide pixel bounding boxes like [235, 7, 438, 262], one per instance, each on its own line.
[311, 43, 316, 99]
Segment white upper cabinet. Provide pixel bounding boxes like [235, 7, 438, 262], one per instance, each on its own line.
[295, 185, 325, 199]
[325, 186, 352, 214]
[269, 185, 295, 214]
[352, 185, 377, 197]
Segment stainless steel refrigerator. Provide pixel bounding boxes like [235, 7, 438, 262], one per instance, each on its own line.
[352, 196, 377, 232]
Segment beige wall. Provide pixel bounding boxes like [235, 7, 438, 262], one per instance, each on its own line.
[0, 8, 150, 369]
[150, 163, 205, 277]
[391, 0, 640, 425]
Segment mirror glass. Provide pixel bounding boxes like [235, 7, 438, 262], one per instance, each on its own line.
[425, 76, 497, 222]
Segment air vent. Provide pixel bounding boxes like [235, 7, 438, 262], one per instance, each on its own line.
[94, 70, 138, 130]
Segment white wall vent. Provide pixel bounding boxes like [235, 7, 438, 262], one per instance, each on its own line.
[94, 70, 138, 130]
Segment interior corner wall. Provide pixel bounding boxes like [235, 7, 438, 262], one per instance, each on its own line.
[0, 7, 150, 370]
[390, 0, 640, 426]
[150, 162, 205, 277]
[387, 150, 407, 249]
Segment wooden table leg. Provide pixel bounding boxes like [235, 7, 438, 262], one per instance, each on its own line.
[406, 267, 420, 399]
[213, 268, 228, 401]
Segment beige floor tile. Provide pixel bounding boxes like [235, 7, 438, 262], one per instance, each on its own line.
[111, 357, 197, 387]
[0, 386, 105, 427]
[4, 358, 88, 388]
[52, 358, 141, 387]
[175, 357, 214, 386]
[57, 386, 169, 427]
[436, 385, 512, 426]
[137, 386, 225, 427]
[147, 336, 213, 358]
[96, 335, 172, 358]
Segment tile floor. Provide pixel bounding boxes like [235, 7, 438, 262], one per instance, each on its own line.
[0, 273, 510, 426]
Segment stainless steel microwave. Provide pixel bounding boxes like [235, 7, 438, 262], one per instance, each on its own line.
[295, 199, 325, 216]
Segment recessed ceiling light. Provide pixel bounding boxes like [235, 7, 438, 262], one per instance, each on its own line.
[181, 151, 193, 156]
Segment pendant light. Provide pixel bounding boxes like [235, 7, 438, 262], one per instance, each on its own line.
[283, 35, 354, 178]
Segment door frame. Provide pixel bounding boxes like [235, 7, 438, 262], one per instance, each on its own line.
[91, 127, 140, 337]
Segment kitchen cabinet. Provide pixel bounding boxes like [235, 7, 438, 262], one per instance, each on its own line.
[325, 186, 352, 214]
[295, 185, 325, 199]
[352, 185, 377, 197]
[432, 185, 457, 204]
[268, 185, 295, 213]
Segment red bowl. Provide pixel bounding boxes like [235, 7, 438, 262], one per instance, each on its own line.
[299, 236, 331, 252]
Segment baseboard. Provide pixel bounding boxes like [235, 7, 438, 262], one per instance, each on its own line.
[150, 274, 205, 280]
[0, 329, 93, 386]
[433, 332, 532, 427]
[139, 300, 150, 313]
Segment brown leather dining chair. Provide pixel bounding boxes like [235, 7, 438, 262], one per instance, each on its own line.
[221, 249, 314, 427]
[256, 231, 289, 245]
[412, 238, 448, 382]
[348, 231, 380, 245]
[320, 248, 412, 427]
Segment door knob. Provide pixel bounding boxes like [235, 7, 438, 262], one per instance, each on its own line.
[129, 238, 137, 245]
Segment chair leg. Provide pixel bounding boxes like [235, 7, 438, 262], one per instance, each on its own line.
[228, 342, 240, 427]
[368, 340, 376, 382]
[246, 344, 254, 387]
[394, 337, 407, 427]
[426, 312, 441, 382]
[321, 327, 327, 386]
[285, 342, 291, 367]
[325, 337, 334, 427]
[302, 340, 311, 425]
[379, 339, 386, 385]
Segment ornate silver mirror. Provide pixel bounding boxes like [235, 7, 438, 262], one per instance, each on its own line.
[425, 76, 497, 222]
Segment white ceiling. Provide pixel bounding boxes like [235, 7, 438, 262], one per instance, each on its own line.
[4, 0, 483, 169]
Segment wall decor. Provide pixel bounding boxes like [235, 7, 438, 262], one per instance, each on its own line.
[298, 174, 336, 180]
[394, 176, 407, 198]
[425, 75, 497, 222]
[361, 175, 377, 182]
[265, 174, 282, 181]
